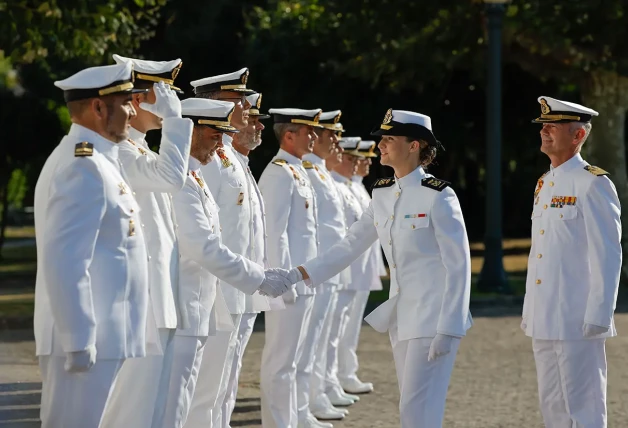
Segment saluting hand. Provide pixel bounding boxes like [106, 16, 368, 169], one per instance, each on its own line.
[139, 81, 182, 119]
[64, 344, 97, 373]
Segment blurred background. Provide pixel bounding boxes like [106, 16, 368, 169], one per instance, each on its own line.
[2, 0, 628, 307]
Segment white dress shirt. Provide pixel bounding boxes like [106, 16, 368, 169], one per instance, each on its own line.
[118, 120, 193, 330]
[258, 149, 319, 296]
[523, 153, 622, 340]
[303, 166, 473, 340]
[34, 124, 150, 358]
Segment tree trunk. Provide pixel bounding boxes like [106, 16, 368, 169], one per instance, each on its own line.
[0, 175, 10, 262]
[581, 70, 628, 284]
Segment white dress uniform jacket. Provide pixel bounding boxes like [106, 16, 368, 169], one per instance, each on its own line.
[331, 171, 369, 291]
[118, 121, 193, 330]
[34, 124, 149, 358]
[304, 166, 472, 341]
[258, 149, 318, 296]
[303, 154, 347, 284]
[200, 135, 249, 314]
[523, 153, 622, 340]
[232, 149, 280, 313]
[172, 157, 266, 337]
[351, 176, 386, 291]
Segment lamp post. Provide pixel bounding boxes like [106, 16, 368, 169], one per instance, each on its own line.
[477, 0, 510, 294]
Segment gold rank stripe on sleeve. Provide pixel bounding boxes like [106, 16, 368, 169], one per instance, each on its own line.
[421, 177, 450, 191]
[74, 141, 93, 157]
[372, 177, 395, 189]
[584, 165, 610, 176]
[302, 160, 314, 169]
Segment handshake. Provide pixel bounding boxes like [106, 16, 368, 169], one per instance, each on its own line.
[257, 267, 307, 300]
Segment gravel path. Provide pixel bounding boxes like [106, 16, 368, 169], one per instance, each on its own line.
[3, 313, 628, 427]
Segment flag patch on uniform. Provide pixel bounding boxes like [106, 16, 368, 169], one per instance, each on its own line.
[550, 196, 577, 208]
[404, 213, 427, 218]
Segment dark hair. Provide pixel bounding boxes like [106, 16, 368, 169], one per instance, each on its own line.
[132, 80, 154, 90]
[418, 140, 437, 167]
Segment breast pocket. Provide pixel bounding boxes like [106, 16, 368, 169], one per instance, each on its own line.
[401, 216, 430, 230]
[224, 181, 245, 207]
[551, 206, 577, 221]
[296, 184, 313, 199]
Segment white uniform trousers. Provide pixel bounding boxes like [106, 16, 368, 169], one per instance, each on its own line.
[39, 356, 124, 428]
[309, 289, 338, 409]
[221, 312, 258, 427]
[100, 328, 176, 428]
[337, 290, 369, 384]
[324, 289, 355, 394]
[389, 315, 460, 428]
[261, 295, 315, 428]
[185, 314, 242, 428]
[161, 335, 208, 428]
[296, 284, 336, 422]
[533, 338, 607, 428]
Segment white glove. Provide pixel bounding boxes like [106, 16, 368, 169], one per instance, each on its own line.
[427, 334, 455, 362]
[287, 267, 303, 285]
[282, 288, 298, 304]
[64, 345, 97, 373]
[139, 81, 182, 119]
[583, 323, 609, 338]
[258, 268, 293, 298]
[520, 319, 527, 333]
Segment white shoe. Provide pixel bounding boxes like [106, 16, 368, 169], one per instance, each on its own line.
[298, 414, 334, 428]
[311, 395, 349, 416]
[340, 377, 374, 394]
[311, 407, 345, 421]
[326, 387, 355, 407]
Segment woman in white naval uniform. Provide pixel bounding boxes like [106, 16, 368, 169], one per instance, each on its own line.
[289, 109, 473, 427]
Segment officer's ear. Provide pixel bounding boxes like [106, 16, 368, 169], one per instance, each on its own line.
[408, 139, 421, 153]
[92, 98, 106, 120]
[131, 93, 144, 108]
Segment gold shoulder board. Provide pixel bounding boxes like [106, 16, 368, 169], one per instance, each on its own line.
[272, 159, 288, 166]
[372, 177, 395, 190]
[421, 177, 450, 191]
[75, 141, 93, 157]
[302, 160, 314, 169]
[584, 165, 610, 176]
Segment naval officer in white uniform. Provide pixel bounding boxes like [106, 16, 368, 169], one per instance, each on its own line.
[258, 108, 322, 428]
[34, 62, 151, 428]
[523, 96, 621, 428]
[162, 98, 294, 428]
[100, 55, 193, 428]
[185, 68, 259, 428]
[297, 110, 348, 425]
[220, 92, 283, 427]
[286, 109, 473, 427]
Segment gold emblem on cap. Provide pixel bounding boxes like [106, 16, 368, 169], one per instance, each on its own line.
[334, 111, 342, 123]
[241, 69, 249, 85]
[227, 107, 235, 124]
[540, 98, 550, 115]
[172, 62, 182, 81]
[313, 111, 322, 123]
[256, 93, 262, 109]
[383, 108, 393, 125]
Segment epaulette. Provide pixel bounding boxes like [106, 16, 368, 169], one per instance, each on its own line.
[584, 165, 610, 176]
[421, 177, 450, 192]
[372, 177, 395, 189]
[302, 160, 314, 169]
[75, 141, 93, 157]
[272, 159, 288, 166]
